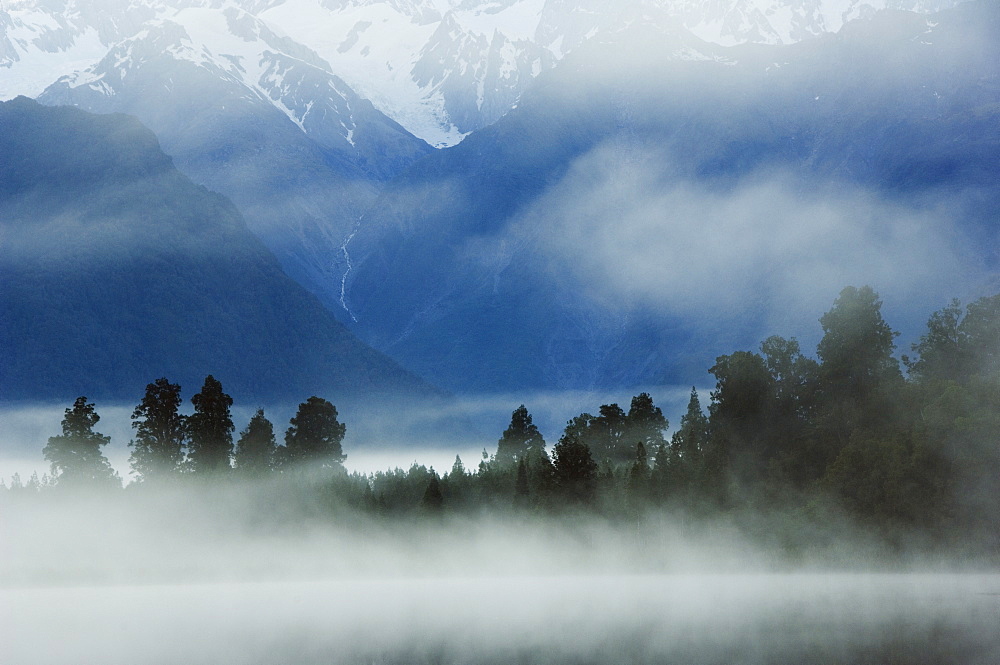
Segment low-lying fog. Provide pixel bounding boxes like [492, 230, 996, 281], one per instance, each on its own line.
[6, 572, 999, 665]
[3, 483, 1000, 665]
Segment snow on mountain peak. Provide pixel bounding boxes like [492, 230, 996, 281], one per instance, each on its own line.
[0, 0, 973, 146]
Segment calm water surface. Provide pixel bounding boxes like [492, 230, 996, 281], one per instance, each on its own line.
[4, 573, 999, 664]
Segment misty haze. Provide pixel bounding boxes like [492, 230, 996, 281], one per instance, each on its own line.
[3, 0, 1000, 663]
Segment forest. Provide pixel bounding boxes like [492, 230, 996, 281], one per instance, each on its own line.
[6, 285, 1000, 558]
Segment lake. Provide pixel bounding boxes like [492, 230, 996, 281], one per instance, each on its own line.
[4, 573, 999, 664]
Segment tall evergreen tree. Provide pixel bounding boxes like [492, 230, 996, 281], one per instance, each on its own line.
[421, 472, 444, 512]
[551, 428, 598, 504]
[760, 336, 819, 418]
[450, 455, 466, 477]
[589, 403, 628, 464]
[625, 393, 668, 455]
[818, 286, 901, 393]
[495, 404, 546, 466]
[703, 351, 775, 501]
[43, 396, 119, 487]
[282, 396, 346, 468]
[816, 286, 903, 451]
[187, 375, 234, 474]
[234, 408, 277, 475]
[129, 378, 186, 481]
[664, 387, 709, 498]
[759, 336, 821, 486]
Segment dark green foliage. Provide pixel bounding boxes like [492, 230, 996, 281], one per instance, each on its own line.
[186, 375, 234, 474]
[281, 397, 347, 468]
[904, 299, 965, 384]
[901, 295, 1000, 537]
[513, 458, 530, 507]
[624, 393, 668, 458]
[705, 350, 774, 496]
[817, 286, 901, 389]
[552, 429, 598, 504]
[816, 286, 903, 440]
[625, 442, 650, 508]
[370, 463, 435, 515]
[234, 409, 277, 475]
[759, 337, 820, 480]
[659, 388, 708, 501]
[13, 285, 1000, 550]
[907, 294, 1000, 385]
[559, 394, 668, 471]
[589, 403, 629, 465]
[523, 446, 556, 506]
[128, 378, 186, 482]
[440, 455, 474, 510]
[495, 404, 545, 467]
[760, 336, 819, 422]
[42, 396, 119, 487]
[421, 473, 444, 512]
[822, 431, 931, 525]
[958, 294, 1000, 378]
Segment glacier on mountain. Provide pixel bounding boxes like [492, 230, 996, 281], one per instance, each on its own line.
[0, 0, 969, 146]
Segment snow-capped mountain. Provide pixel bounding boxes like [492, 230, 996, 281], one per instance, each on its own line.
[0, 0, 968, 146]
[36, 4, 431, 315]
[337, 0, 1000, 392]
[1, 0, 992, 399]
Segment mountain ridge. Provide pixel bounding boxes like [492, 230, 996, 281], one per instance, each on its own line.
[0, 96, 437, 404]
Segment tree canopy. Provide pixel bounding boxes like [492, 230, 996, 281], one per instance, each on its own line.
[495, 404, 545, 466]
[128, 378, 186, 481]
[234, 408, 277, 475]
[282, 396, 347, 468]
[187, 375, 234, 474]
[42, 396, 118, 487]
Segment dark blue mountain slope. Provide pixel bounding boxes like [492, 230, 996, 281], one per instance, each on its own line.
[0, 97, 436, 404]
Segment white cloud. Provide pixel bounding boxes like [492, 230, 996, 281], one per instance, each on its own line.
[516, 142, 982, 340]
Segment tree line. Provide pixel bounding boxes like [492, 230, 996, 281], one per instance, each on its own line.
[7, 286, 1000, 547]
[25, 376, 347, 488]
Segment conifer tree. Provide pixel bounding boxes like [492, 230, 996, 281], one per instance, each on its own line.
[43, 396, 119, 487]
[450, 455, 466, 477]
[589, 403, 628, 464]
[625, 393, 668, 456]
[421, 473, 444, 511]
[496, 405, 545, 466]
[815, 286, 903, 475]
[234, 408, 277, 475]
[514, 457, 530, 506]
[552, 429, 598, 504]
[667, 387, 709, 495]
[626, 441, 650, 506]
[129, 378, 186, 482]
[705, 351, 775, 499]
[282, 396, 346, 468]
[187, 375, 234, 474]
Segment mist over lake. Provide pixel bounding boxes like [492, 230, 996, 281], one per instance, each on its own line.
[5, 572, 1000, 664]
[4, 482, 999, 665]
[3, 1, 1000, 664]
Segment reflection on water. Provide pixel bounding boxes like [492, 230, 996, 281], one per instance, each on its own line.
[4, 574, 999, 665]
